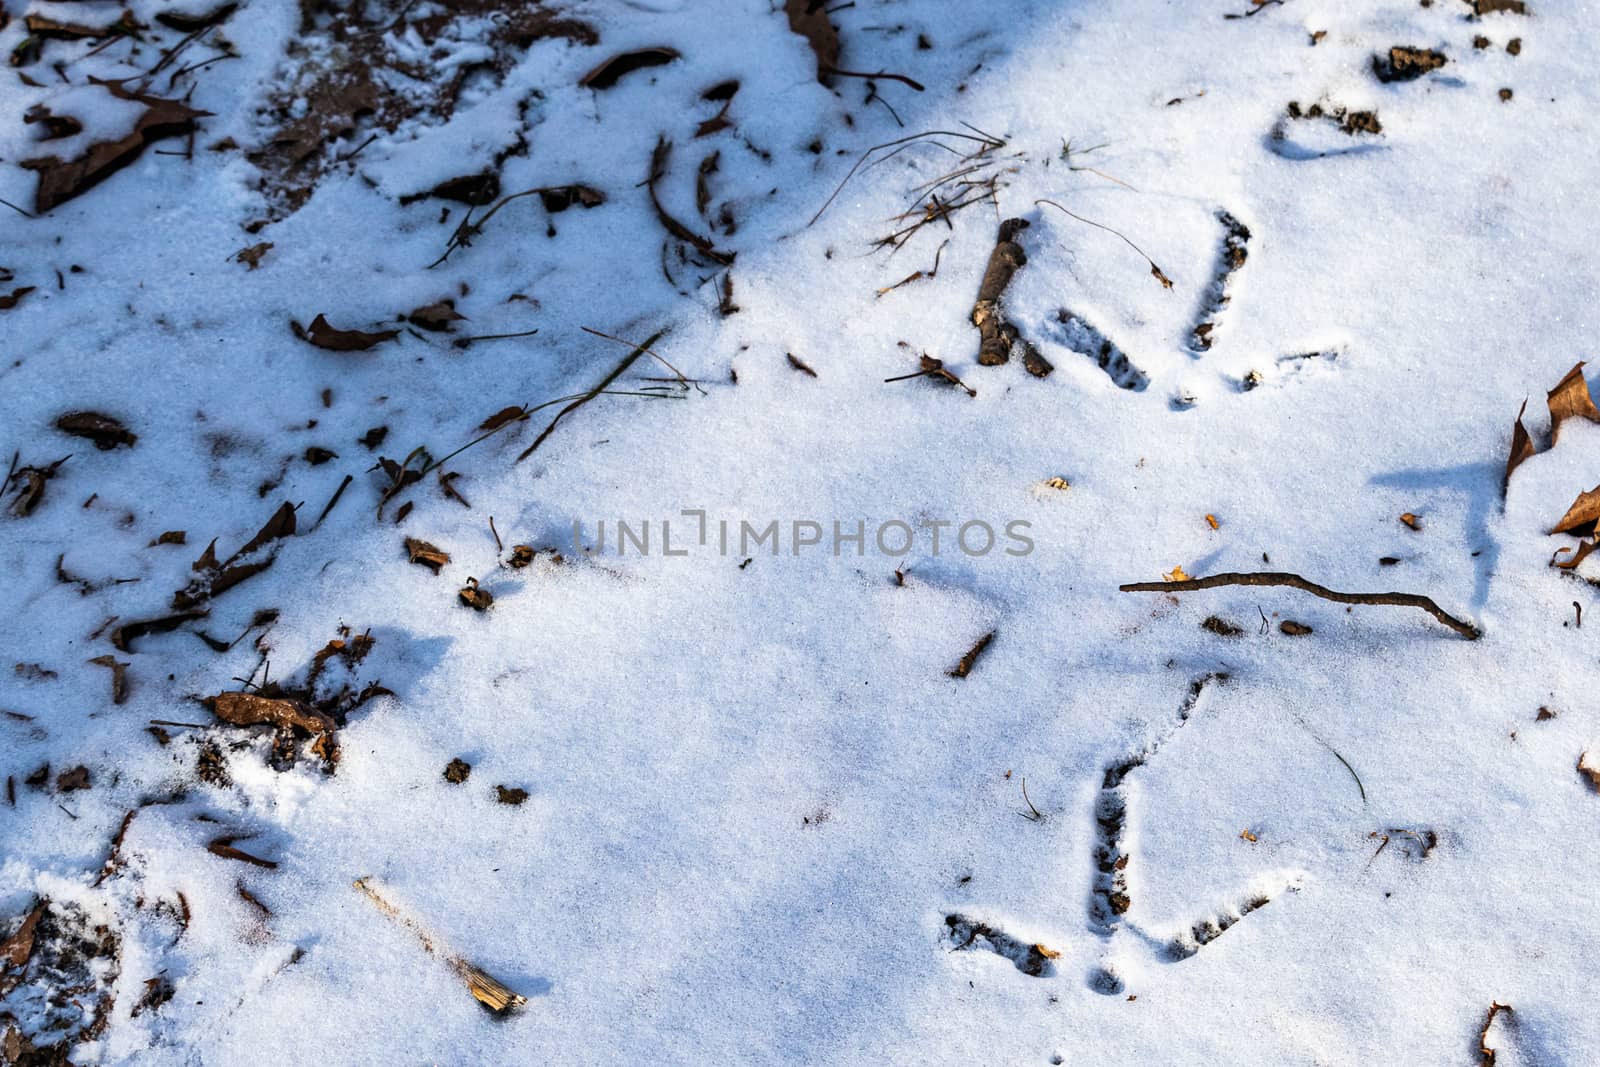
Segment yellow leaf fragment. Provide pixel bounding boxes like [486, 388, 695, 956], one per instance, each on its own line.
[1240, 829, 1258, 842]
[1033, 943, 1061, 960]
[1206, 514, 1219, 530]
[1163, 565, 1190, 582]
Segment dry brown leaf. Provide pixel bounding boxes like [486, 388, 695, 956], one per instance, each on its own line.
[23, 81, 208, 212]
[405, 537, 451, 574]
[407, 300, 466, 332]
[1547, 361, 1600, 441]
[1033, 943, 1061, 959]
[88, 654, 128, 704]
[206, 691, 335, 735]
[2, 900, 46, 969]
[784, 0, 840, 81]
[1279, 620, 1313, 636]
[1503, 398, 1535, 493]
[1399, 512, 1422, 531]
[579, 47, 680, 89]
[206, 836, 278, 868]
[1554, 537, 1600, 571]
[1206, 514, 1220, 530]
[296, 313, 399, 351]
[1551, 485, 1600, 537]
[459, 577, 493, 611]
[233, 242, 272, 270]
[1579, 753, 1600, 792]
[56, 410, 136, 449]
[477, 405, 527, 432]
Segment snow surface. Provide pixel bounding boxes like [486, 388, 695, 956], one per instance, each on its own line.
[1, 0, 1598, 1063]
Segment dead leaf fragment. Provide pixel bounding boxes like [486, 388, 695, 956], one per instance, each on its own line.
[407, 300, 466, 332]
[444, 758, 471, 784]
[0, 286, 35, 311]
[579, 47, 680, 89]
[495, 785, 529, 805]
[1399, 512, 1422, 531]
[1240, 829, 1258, 842]
[785, 0, 840, 81]
[1279, 620, 1313, 636]
[206, 836, 278, 868]
[1579, 752, 1600, 792]
[477, 405, 527, 432]
[56, 411, 136, 449]
[1163, 565, 1190, 582]
[1033, 943, 1061, 960]
[88, 654, 129, 704]
[56, 766, 90, 792]
[2, 900, 46, 968]
[233, 242, 273, 270]
[151, 530, 187, 546]
[1504, 399, 1535, 493]
[23, 81, 209, 212]
[206, 691, 335, 735]
[296, 313, 399, 351]
[405, 537, 451, 574]
[1206, 514, 1220, 530]
[1547, 362, 1600, 442]
[1551, 485, 1600, 537]
[459, 577, 493, 611]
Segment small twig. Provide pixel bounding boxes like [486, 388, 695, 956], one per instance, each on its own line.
[1018, 779, 1045, 822]
[1035, 198, 1172, 289]
[949, 630, 995, 678]
[489, 516, 503, 553]
[581, 326, 703, 395]
[451, 327, 538, 349]
[1574, 601, 1583, 629]
[354, 877, 527, 1013]
[516, 329, 672, 463]
[314, 474, 353, 529]
[810, 129, 1005, 227]
[822, 65, 925, 91]
[1119, 571, 1480, 639]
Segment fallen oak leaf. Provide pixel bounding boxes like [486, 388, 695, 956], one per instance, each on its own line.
[295, 313, 399, 351]
[1547, 361, 1600, 442]
[23, 81, 209, 212]
[1551, 485, 1600, 537]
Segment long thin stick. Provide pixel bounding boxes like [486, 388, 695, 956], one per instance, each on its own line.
[516, 329, 669, 462]
[1119, 571, 1480, 639]
[1035, 198, 1172, 289]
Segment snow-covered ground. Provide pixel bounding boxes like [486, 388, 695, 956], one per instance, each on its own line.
[2, 0, 1598, 1062]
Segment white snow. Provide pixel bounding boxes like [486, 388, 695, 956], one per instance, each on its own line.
[1, 0, 1597, 1063]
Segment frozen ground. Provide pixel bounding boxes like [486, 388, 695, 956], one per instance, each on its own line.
[1, 0, 1598, 1062]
